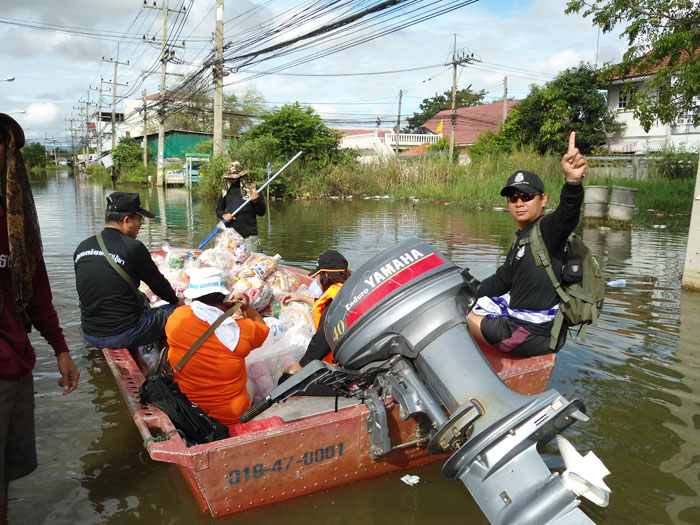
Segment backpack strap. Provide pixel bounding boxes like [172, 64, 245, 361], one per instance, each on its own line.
[528, 221, 571, 352]
[97, 231, 140, 296]
[529, 220, 571, 307]
[174, 302, 242, 372]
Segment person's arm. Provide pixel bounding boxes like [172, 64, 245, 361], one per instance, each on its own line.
[132, 242, 179, 304]
[299, 305, 333, 366]
[215, 192, 228, 221]
[251, 191, 266, 217]
[282, 292, 315, 307]
[26, 257, 80, 394]
[475, 260, 512, 299]
[229, 293, 264, 324]
[540, 132, 586, 247]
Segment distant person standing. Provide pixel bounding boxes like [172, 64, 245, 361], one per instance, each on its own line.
[0, 114, 80, 523]
[216, 161, 266, 253]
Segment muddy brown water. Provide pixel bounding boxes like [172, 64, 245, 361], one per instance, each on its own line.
[9, 172, 699, 524]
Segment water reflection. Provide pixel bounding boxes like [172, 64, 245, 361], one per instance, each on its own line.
[9, 173, 699, 525]
[659, 290, 700, 524]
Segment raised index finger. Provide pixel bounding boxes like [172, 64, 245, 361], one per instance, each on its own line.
[568, 131, 576, 153]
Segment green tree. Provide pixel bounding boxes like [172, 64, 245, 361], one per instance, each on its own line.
[245, 103, 345, 167]
[112, 136, 143, 175]
[166, 88, 265, 134]
[566, 0, 700, 130]
[21, 142, 46, 169]
[224, 90, 265, 134]
[405, 88, 487, 131]
[474, 63, 622, 154]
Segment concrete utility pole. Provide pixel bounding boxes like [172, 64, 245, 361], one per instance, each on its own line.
[89, 83, 104, 155]
[682, 162, 700, 290]
[65, 118, 78, 170]
[502, 76, 508, 123]
[142, 89, 149, 167]
[213, 0, 224, 156]
[395, 89, 403, 157]
[102, 57, 129, 152]
[73, 103, 87, 168]
[144, 0, 186, 186]
[446, 36, 476, 160]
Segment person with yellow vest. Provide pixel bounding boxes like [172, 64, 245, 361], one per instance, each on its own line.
[281, 250, 350, 375]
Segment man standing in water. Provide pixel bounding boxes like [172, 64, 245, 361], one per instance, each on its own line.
[467, 132, 587, 357]
[216, 160, 266, 253]
[0, 113, 80, 524]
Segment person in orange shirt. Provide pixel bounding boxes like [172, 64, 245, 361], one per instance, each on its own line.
[281, 250, 350, 376]
[165, 267, 269, 425]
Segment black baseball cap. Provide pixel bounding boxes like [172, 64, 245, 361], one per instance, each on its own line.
[308, 250, 348, 278]
[106, 192, 155, 218]
[500, 170, 545, 196]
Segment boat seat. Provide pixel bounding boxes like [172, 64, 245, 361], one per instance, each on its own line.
[251, 395, 361, 423]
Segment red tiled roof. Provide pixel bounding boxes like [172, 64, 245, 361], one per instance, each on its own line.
[422, 100, 519, 145]
[401, 143, 430, 157]
[616, 48, 700, 79]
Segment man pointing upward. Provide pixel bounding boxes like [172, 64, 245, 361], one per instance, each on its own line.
[468, 132, 587, 357]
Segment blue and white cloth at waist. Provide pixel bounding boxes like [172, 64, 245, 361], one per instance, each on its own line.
[472, 293, 559, 324]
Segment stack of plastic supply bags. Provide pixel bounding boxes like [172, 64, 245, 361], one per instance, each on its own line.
[139, 228, 316, 402]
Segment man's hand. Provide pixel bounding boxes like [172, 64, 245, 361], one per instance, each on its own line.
[222, 213, 235, 222]
[56, 352, 80, 394]
[561, 131, 587, 182]
[250, 190, 260, 202]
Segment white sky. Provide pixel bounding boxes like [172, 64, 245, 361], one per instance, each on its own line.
[0, 0, 628, 147]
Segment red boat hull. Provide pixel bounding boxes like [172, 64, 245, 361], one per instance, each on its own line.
[103, 344, 554, 517]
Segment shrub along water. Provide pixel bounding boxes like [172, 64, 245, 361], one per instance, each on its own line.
[141, 146, 697, 222]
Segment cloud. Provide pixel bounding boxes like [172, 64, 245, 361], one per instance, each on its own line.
[25, 103, 60, 126]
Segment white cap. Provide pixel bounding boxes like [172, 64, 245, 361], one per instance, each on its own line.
[184, 267, 231, 299]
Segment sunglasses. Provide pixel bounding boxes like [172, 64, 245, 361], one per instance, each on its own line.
[507, 192, 540, 203]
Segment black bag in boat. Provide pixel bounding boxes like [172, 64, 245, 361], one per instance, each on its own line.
[139, 375, 229, 446]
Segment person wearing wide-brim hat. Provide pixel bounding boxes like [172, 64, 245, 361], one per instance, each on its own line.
[215, 160, 266, 253]
[165, 267, 270, 426]
[0, 113, 80, 522]
[467, 132, 587, 358]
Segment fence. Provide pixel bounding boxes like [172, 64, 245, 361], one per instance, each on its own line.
[587, 155, 651, 180]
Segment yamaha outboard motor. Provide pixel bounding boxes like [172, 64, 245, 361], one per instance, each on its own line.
[243, 238, 610, 524]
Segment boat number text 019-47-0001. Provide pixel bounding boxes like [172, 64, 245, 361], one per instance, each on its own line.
[227, 442, 345, 485]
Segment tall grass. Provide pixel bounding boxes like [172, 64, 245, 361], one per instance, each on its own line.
[309, 148, 695, 216]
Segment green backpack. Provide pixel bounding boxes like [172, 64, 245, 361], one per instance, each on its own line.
[526, 221, 605, 350]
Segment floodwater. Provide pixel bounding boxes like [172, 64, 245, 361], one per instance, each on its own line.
[8, 171, 700, 524]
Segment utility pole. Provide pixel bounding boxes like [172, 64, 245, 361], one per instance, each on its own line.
[102, 57, 129, 152]
[144, 0, 187, 186]
[74, 103, 87, 168]
[142, 89, 149, 167]
[65, 118, 78, 171]
[502, 76, 508, 123]
[213, 0, 224, 156]
[89, 83, 104, 155]
[446, 36, 476, 160]
[395, 89, 403, 157]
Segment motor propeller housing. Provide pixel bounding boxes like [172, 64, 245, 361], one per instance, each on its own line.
[321, 238, 609, 524]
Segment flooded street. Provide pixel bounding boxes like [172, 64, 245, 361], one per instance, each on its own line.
[9, 171, 700, 524]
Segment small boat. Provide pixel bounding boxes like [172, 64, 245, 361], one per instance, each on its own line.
[102, 345, 554, 517]
[105, 238, 609, 523]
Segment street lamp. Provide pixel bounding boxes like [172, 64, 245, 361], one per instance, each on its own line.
[1, 76, 15, 82]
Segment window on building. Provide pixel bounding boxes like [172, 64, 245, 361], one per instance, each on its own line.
[618, 91, 630, 110]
